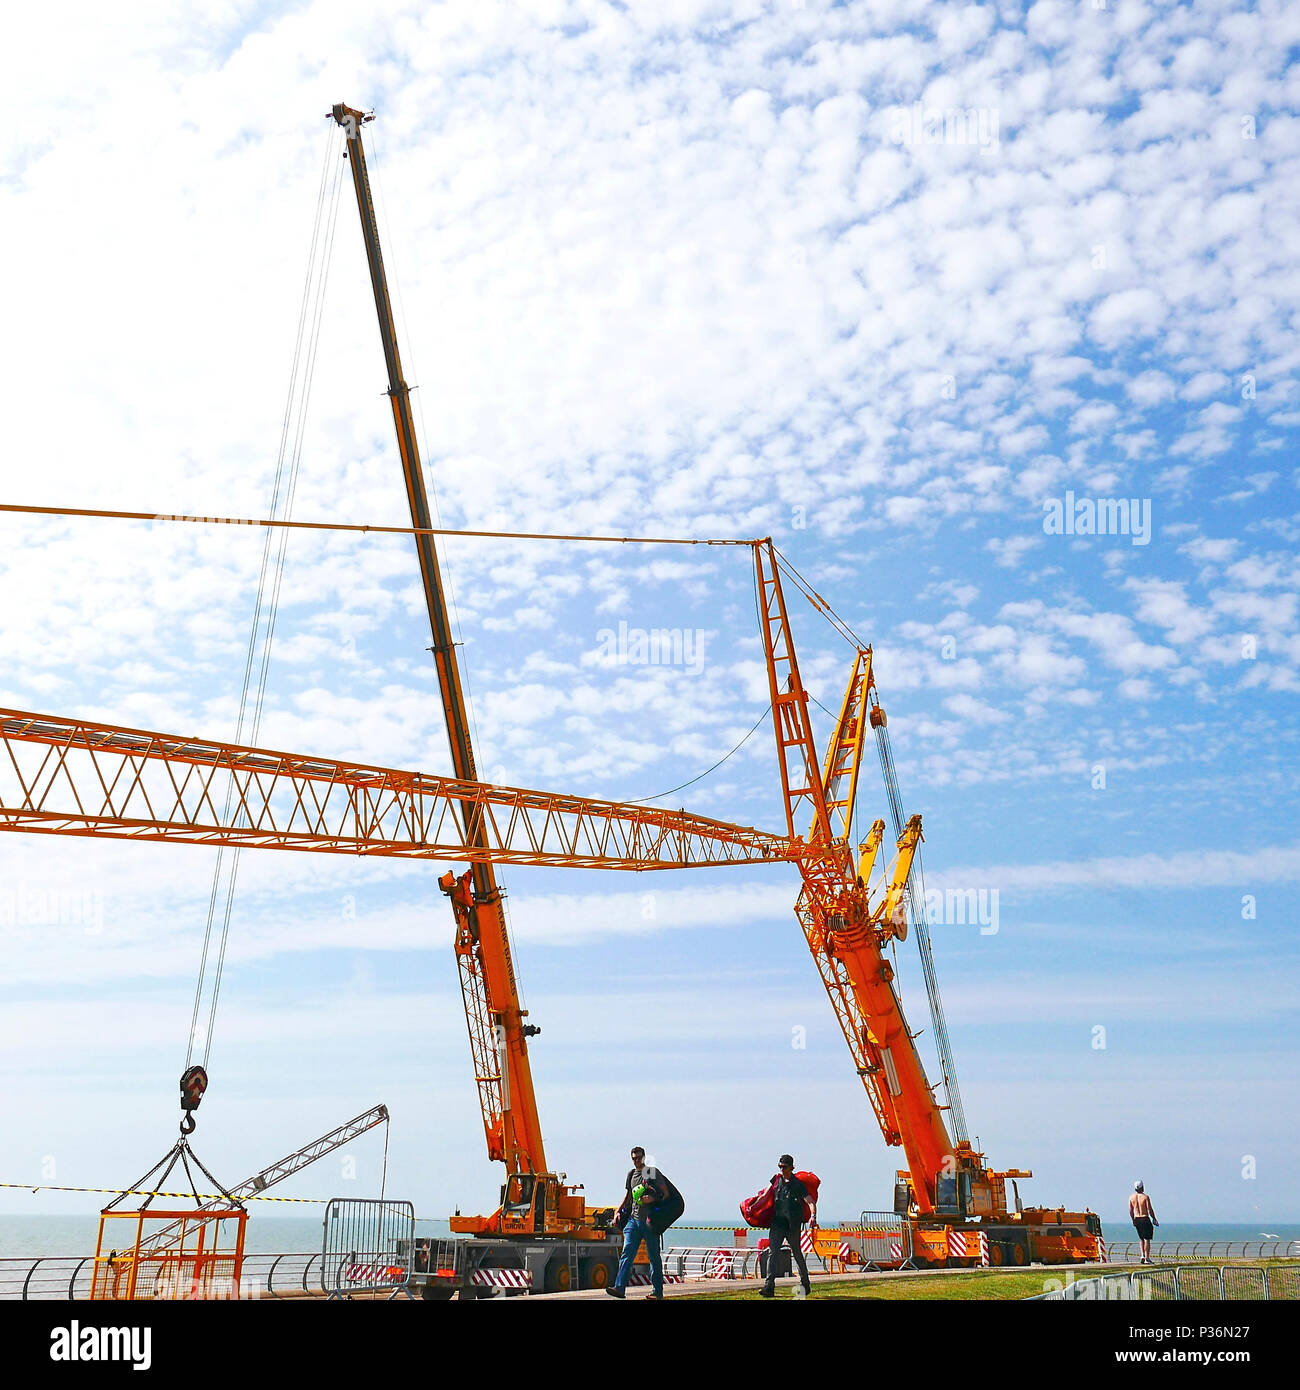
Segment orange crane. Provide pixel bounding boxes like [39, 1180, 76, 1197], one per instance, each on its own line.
[756, 543, 1101, 1266]
[329, 99, 633, 1247]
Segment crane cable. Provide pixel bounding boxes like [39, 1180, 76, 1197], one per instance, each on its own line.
[184, 125, 345, 1077]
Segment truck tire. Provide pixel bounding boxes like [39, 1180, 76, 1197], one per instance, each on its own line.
[581, 1256, 615, 1290]
[543, 1258, 573, 1294]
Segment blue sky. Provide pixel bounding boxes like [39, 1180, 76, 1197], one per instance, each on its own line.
[0, 0, 1297, 1228]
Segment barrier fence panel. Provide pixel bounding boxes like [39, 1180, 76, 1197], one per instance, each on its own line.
[1031, 1264, 1300, 1302]
[1131, 1268, 1180, 1301]
[321, 1199, 415, 1299]
[1175, 1265, 1223, 1300]
[1221, 1266, 1267, 1301]
[854, 1210, 913, 1268]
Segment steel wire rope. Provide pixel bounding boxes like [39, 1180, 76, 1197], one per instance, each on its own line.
[626, 705, 772, 805]
[0, 504, 751, 547]
[185, 131, 333, 1069]
[201, 131, 346, 1065]
[185, 125, 344, 1072]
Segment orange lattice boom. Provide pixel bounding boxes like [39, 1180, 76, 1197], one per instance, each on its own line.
[0, 709, 796, 871]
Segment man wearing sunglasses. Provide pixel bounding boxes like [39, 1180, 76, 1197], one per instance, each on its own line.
[608, 1146, 668, 1300]
[760, 1155, 814, 1298]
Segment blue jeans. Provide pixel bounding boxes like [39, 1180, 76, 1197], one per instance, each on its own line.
[616, 1217, 662, 1295]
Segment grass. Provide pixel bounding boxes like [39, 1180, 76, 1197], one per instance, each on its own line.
[675, 1260, 1290, 1301]
[680, 1270, 1061, 1300]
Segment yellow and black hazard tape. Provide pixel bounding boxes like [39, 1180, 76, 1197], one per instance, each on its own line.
[0, 1182, 324, 1204]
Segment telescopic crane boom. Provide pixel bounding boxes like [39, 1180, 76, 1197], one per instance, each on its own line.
[331, 101, 578, 1235]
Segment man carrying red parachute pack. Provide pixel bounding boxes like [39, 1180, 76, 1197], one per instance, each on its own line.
[741, 1154, 818, 1297]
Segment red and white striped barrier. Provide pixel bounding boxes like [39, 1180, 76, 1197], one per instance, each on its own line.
[800, 1231, 814, 1254]
[344, 1263, 404, 1284]
[1097, 1236, 1107, 1264]
[889, 1241, 903, 1262]
[977, 1231, 990, 1267]
[470, 1267, 531, 1289]
[627, 1271, 682, 1286]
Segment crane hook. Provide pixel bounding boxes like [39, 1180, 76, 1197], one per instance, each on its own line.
[179, 1065, 208, 1135]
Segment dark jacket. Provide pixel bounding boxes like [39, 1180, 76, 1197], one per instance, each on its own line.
[770, 1173, 811, 1229]
[616, 1166, 685, 1235]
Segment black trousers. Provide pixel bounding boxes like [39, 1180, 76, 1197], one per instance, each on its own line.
[765, 1220, 810, 1290]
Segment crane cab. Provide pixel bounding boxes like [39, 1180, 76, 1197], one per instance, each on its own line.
[451, 1170, 614, 1242]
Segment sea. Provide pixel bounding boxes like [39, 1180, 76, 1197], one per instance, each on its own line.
[1, 1215, 1297, 1260]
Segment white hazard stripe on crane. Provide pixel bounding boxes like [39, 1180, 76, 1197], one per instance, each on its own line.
[947, 1230, 990, 1264]
[471, 1268, 532, 1288]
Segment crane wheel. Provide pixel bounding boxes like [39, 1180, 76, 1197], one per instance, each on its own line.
[1012, 1242, 1028, 1267]
[544, 1258, 573, 1294]
[989, 1244, 1006, 1267]
[582, 1257, 613, 1290]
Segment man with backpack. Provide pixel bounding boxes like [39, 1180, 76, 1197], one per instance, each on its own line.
[760, 1155, 815, 1298]
[607, 1146, 685, 1300]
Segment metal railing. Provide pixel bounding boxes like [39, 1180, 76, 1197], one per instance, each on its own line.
[1, 1252, 329, 1301]
[1031, 1264, 1300, 1301]
[661, 1247, 765, 1280]
[1103, 1239, 1300, 1263]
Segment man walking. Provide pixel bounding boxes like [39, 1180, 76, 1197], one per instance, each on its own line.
[1129, 1181, 1158, 1264]
[761, 1155, 814, 1298]
[608, 1146, 667, 1299]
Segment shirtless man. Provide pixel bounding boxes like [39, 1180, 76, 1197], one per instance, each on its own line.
[1129, 1181, 1158, 1264]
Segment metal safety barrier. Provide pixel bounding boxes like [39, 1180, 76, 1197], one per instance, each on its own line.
[322, 1198, 415, 1299]
[852, 1210, 914, 1269]
[1030, 1264, 1300, 1301]
[662, 1246, 766, 1280]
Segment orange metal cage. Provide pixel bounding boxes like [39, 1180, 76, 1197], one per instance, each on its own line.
[89, 1208, 248, 1301]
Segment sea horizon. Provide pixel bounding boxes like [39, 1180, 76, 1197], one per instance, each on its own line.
[1, 1215, 1297, 1261]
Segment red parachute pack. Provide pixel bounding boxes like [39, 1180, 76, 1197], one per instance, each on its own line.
[796, 1170, 820, 1223]
[739, 1180, 777, 1228]
[740, 1171, 821, 1227]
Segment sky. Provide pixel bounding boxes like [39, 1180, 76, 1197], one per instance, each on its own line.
[0, 0, 1297, 1233]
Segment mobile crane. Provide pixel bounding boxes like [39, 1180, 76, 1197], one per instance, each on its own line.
[756, 545, 1102, 1266]
[329, 103, 619, 1278]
